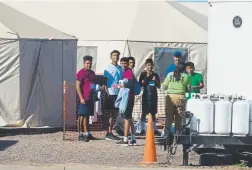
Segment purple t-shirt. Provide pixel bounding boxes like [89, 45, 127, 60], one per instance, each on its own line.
[123, 68, 134, 101]
[76, 69, 96, 100]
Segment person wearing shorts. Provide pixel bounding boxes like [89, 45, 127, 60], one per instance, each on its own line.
[76, 55, 96, 142]
[138, 59, 161, 136]
[116, 57, 136, 146]
[103, 50, 123, 141]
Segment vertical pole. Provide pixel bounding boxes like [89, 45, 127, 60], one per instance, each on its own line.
[182, 128, 190, 166]
[63, 80, 66, 140]
[182, 114, 189, 166]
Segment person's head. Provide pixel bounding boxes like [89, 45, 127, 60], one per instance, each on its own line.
[145, 58, 154, 72]
[128, 57, 135, 69]
[173, 63, 185, 81]
[173, 51, 182, 65]
[185, 62, 195, 75]
[83, 55, 93, 70]
[110, 50, 120, 64]
[120, 57, 129, 70]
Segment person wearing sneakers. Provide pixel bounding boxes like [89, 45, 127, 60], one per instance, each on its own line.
[162, 63, 190, 145]
[103, 50, 123, 141]
[137, 59, 161, 136]
[76, 55, 96, 142]
[116, 57, 136, 146]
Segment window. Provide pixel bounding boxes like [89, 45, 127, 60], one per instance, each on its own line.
[154, 47, 188, 81]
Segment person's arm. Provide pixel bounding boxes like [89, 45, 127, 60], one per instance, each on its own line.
[139, 72, 145, 87]
[76, 71, 85, 104]
[197, 74, 204, 89]
[102, 69, 109, 90]
[162, 74, 170, 90]
[76, 80, 84, 103]
[154, 73, 161, 89]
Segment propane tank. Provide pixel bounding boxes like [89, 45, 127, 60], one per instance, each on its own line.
[198, 95, 214, 134]
[215, 95, 232, 135]
[248, 101, 252, 136]
[186, 94, 201, 132]
[232, 97, 249, 135]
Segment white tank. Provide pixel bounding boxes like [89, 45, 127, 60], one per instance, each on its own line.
[186, 94, 201, 132]
[232, 99, 249, 135]
[215, 98, 232, 135]
[248, 101, 252, 136]
[198, 97, 214, 134]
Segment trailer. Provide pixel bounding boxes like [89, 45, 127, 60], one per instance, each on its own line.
[160, 112, 252, 166]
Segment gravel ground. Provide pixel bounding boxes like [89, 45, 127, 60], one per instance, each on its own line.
[0, 133, 250, 169]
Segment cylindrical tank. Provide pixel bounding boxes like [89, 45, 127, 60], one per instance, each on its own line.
[232, 99, 249, 135]
[248, 101, 252, 136]
[186, 94, 201, 132]
[215, 98, 232, 135]
[198, 97, 214, 134]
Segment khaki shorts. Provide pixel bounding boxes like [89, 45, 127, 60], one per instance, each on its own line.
[165, 94, 186, 132]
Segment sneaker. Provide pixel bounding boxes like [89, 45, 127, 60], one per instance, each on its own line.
[129, 140, 137, 146]
[154, 130, 161, 136]
[78, 134, 89, 142]
[88, 133, 97, 140]
[105, 133, 120, 141]
[116, 140, 129, 146]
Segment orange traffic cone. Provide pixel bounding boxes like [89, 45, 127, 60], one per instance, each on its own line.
[139, 113, 157, 164]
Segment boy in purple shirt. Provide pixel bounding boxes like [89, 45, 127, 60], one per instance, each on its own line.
[116, 57, 136, 146]
[76, 55, 96, 142]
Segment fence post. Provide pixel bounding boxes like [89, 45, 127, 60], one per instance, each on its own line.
[63, 80, 67, 140]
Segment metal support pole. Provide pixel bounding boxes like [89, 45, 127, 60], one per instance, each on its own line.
[182, 113, 190, 166]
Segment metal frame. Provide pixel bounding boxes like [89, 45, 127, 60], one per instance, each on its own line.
[163, 111, 252, 166]
[178, 111, 252, 166]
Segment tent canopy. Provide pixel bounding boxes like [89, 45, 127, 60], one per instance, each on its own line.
[0, 2, 77, 127]
[0, 2, 76, 40]
[3, 1, 207, 43]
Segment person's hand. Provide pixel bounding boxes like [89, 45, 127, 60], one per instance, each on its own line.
[80, 98, 85, 104]
[152, 76, 156, 81]
[141, 80, 145, 84]
[101, 85, 106, 90]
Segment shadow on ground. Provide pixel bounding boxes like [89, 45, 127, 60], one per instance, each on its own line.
[0, 140, 18, 151]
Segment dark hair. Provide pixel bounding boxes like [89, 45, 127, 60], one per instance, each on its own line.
[145, 58, 154, 65]
[128, 56, 135, 61]
[173, 63, 185, 81]
[110, 50, 120, 56]
[83, 55, 93, 62]
[120, 57, 129, 63]
[185, 62, 195, 69]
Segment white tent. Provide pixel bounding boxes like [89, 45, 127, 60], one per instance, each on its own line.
[0, 2, 77, 127]
[3, 0, 208, 119]
[4, 0, 208, 78]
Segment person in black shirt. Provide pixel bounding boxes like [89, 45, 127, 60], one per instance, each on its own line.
[137, 59, 161, 135]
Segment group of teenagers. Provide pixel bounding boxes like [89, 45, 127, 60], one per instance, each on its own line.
[76, 49, 204, 146]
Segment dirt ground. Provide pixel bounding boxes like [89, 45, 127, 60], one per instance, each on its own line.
[0, 132, 250, 169]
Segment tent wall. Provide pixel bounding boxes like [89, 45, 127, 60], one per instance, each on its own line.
[78, 41, 128, 74]
[127, 41, 207, 80]
[0, 39, 77, 127]
[0, 39, 20, 124]
[19, 39, 77, 127]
